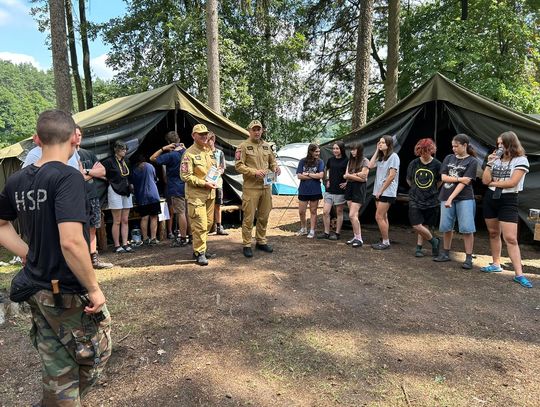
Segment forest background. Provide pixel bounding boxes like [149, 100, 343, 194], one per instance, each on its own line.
[0, 0, 539, 149]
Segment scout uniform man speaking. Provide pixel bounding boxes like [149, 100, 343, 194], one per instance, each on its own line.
[235, 120, 281, 258]
[180, 124, 217, 266]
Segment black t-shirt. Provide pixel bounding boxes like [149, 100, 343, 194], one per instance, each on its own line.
[438, 154, 478, 201]
[0, 162, 88, 293]
[78, 148, 99, 200]
[406, 157, 441, 209]
[102, 156, 131, 196]
[326, 156, 348, 194]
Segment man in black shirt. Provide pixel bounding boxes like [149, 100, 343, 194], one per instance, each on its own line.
[0, 110, 111, 406]
[76, 125, 113, 269]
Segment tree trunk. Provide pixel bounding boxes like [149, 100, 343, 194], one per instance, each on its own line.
[79, 0, 93, 108]
[351, 0, 374, 130]
[206, 0, 221, 113]
[384, 0, 400, 110]
[49, 0, 73, 112]
[461, 0, 468, 20]
[65, 0, 85, 111]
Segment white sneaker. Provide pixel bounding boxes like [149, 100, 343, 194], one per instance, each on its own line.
[296, 228, 307, 236]
[307, 230, 315, 239]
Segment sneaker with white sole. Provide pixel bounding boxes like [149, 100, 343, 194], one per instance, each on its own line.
[307, 230, 315, 238]
[296, 228, 307, 236]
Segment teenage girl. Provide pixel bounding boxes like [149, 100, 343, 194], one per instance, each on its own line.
[296, 144, 324, 238]
[344, 143, 369, 247]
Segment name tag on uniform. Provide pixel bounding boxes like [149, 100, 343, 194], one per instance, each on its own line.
[263, 145, 269, 150]
[247, 146, 254, 151]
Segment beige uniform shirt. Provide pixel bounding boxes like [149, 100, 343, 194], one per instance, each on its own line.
[235, 139, 277, 189]
[180, 143, 216, 202]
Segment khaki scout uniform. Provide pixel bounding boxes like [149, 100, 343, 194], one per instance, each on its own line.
[235, 138, 278, 247]
[180, 143, 216, 255]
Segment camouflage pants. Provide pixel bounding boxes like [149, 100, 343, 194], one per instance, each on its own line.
[27, 290, 112, 407]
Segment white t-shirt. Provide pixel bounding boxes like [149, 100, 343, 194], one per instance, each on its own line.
[373, 152, 400, 198]
[22, 146, 80, 170]
[490, 156, 529, 193]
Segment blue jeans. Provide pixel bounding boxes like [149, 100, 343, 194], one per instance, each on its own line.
[439, 199, 476, 234]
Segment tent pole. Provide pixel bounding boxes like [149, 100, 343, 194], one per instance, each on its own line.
[174, 101, 179, 132]
[434, 100, 438, 144]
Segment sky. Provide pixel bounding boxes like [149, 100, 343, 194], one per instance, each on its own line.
[0, 0, 126, 80]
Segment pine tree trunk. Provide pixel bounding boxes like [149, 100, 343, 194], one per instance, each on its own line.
[65, 0, 85, 111]
[384, 0, 400, 110]
[351, 0, 374, 130]
[79, 0, 93, 108]
[49, 0, 73, 112]
[206, 0, 221, 113]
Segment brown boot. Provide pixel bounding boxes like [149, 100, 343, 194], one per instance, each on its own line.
[91, 252, 113, 269]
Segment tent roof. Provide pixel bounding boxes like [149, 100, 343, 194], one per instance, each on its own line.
[330, 73, 540, 155]
[0, 82, 249, 160]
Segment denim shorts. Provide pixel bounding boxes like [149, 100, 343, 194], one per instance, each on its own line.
[439, 199, 476, 234]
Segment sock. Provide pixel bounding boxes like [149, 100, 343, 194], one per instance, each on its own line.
[310, 229, 315, 234]
[416, 245, 423, 251]
[429, 237, 437, 245]
[465, 253, 473, 263]
[382, 239, 390, 245]
[217, 223, 221, 227]
[356, 234, 363, 241]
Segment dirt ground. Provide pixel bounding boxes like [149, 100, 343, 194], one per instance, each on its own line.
[1, 196, 539, 407]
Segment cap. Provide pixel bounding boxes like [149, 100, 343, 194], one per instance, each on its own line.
[247, 120, 263, 130]
[192, 123, 209, 134]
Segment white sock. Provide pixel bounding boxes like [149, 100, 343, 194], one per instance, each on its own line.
[382, 239, 390, 245]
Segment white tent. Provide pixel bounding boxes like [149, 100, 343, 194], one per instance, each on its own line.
[272, 143, 308, 195]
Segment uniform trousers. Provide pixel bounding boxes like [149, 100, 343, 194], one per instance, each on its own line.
[241, 187, 272, 246]
[188, 198, 215, 254]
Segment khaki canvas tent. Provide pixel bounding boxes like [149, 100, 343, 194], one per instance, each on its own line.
[0, 83, 249, 201]
[321, 73, 540, 230]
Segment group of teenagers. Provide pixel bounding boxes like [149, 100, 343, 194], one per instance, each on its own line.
[294, 132, 533, 289]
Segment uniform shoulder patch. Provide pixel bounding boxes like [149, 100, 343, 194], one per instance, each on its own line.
[235, 148, 241, 161]
[181, 161, 188, 173]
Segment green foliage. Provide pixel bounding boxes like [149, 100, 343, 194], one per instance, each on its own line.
[400, 0, 540, 113]
[0, 61, 55, 147]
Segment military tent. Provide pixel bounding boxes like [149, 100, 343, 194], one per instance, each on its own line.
[0, 83, 249, 202]
[321, 73, 540, 231]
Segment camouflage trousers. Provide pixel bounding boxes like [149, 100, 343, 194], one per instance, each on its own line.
[27, 290, 112, 407]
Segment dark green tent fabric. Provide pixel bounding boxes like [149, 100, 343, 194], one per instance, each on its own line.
[321, 73, 540, 231]
[0, 83, 249, 199]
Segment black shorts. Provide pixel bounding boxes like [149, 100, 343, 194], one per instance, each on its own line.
[215, 188, 223, 205]
[298, 194, 323, 202]
[137, 201, 162, 217]
[409, 205, 439, 227]
[376, 195, 396, 204]
[344, 182, 366, 204]
[88, 197, 102, 228]
[483, 189, 519, 223]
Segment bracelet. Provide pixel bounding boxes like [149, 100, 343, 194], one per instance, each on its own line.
[486, 164, 492, 168]
[161, 147, 164, 152]
[456, 176, 459, 183]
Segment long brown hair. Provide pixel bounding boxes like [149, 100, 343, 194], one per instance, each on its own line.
[348, 143, 365, 173]
[304, 143, 321, 167]
[500, 131, 525, 159]
[377, 135, 394, 161]
[453, 133, 476, 157]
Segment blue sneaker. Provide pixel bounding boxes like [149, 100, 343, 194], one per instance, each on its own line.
[513, 275, 533, 288]
[480, 263, 503, 273]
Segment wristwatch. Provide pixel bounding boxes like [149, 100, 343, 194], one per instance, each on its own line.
[85, 169, 90, 176]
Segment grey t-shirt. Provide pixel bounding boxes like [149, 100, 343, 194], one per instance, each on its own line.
[373, 153, 400, 198]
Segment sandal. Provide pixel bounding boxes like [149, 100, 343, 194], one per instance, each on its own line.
[513, 275, 533, 288]
[480, 263, 503, 273]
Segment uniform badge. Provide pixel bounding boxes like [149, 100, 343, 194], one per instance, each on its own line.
[235, 149, 241, 160]
[181, 162, 188, 173]
[247, 146, 254, 150]
[195, 155, 201, 160]
[263, 145, 269, 150]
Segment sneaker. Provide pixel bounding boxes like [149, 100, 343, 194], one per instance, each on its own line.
[371, 242, 390, 250]
[307, 231, 316, 239]
[171, 237, 188, 247]
[256, 243, 273, 253]
[195, 253, 209, 266]
[415, 248, 424, 257]
[243, 247, 253, 258]
[433, 253, 450, 262]
[167, 232, 175, 239]
[296, 228, 307, 236]
[351, 239, 363, 248]
[114, 246, 127, 253]
[149, 238, 159, 246]
[346, 238, 355, 245]
[462, 259, 473, 270]
[91, 253, 113, 269]
[123, 245, 134, 253]
[513, 275, 533, 288]
[317, 232, 330, 240]
[216, 225, 229, 235]
[329, 233, 340, 241]
[480, 263, 503, 273]
[143, 238, 151, 245]
[431, 237, 440, 257]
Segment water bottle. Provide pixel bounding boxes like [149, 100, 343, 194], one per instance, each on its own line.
[131, 228, 142, 245]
